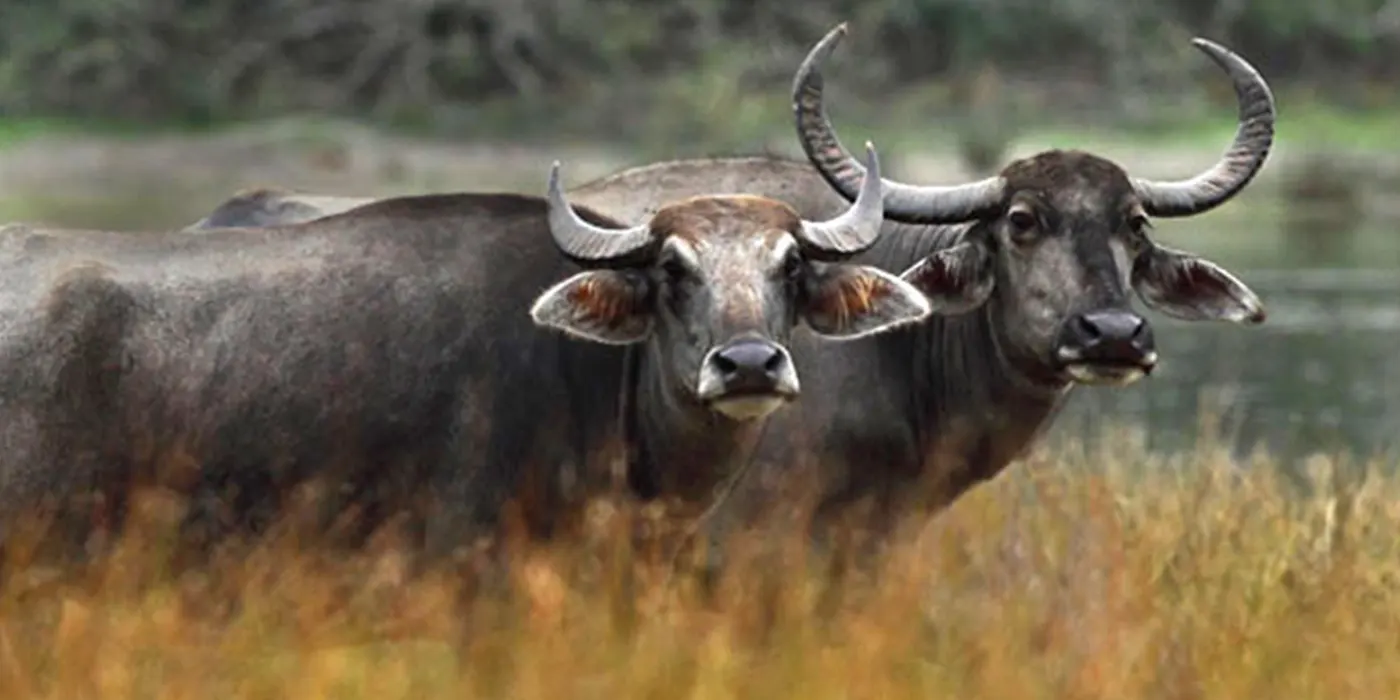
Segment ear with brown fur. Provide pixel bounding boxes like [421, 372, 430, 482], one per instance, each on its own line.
[530, 270, 653, 344]
[1133, 244, 1265, 324]
[801, 264, 931, 339]
[899, 241, 996, 314]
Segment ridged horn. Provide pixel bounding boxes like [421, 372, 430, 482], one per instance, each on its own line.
[1131, 38, 1277, 217]
[792, 23, 1005, 224]
[545, 161, 658, 266]
[795, 141, 886, 259]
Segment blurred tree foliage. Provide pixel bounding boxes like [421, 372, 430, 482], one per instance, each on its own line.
[1, 0, 1397, 131]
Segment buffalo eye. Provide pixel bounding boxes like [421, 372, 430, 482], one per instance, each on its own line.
[1127, 213, 1150, 235]
[781, 253, 805, 284]
[1007, 208, 1038, 243]
[1008, 210, 1035, 230]
[657, 256, 694, 309]
[660, 257, 690, 283]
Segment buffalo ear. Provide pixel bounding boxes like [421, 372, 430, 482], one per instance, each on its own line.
[801, 264, 931, 339]
[530, 270, 652, 344]
[1132, 244, 1265, 324]
[899, 241, 995, 314]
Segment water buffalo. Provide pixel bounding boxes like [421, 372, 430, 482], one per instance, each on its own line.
[183, 27, 1276, 546]
[182, 154, 850, 232]
[727, 24, 1275, 541]
[185, 189, 370, 229]
[0, 145, 932, 566]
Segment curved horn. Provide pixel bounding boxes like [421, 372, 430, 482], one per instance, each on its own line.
[792, 23, 1005, 224]
[796, 141, 886, 259]
[1131, 38, 1276, 217]
[546, 161, 657, 266]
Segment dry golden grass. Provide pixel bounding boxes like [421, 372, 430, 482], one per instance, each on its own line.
[2, 428, 1398, 699]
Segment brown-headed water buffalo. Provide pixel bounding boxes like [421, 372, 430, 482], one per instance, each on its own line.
[726, 24, 1275, 542]
[0, 145, 933, 566]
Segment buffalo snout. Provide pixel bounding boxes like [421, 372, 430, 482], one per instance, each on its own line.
[1054, 309, 1158, 386]
[697, 336, 800, 420]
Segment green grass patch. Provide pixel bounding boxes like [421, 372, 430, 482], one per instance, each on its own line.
[0, 116, 230, 147]
[2, 79, 1396, 158]
[987, 96, 1400, 154]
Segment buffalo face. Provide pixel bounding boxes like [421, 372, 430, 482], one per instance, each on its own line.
[531, 144, 932, 420]
[899, 152, 1266, 386]
[793, 24, 1274, 388]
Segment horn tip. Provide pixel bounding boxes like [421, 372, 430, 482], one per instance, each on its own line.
[862, 140, 879, 167]
[1189, 36, 1228, 56]
[822, 22, 849, 47]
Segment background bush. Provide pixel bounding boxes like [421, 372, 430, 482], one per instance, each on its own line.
[2, 0, 1397, 137]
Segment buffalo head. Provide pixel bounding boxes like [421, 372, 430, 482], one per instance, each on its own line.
[530, 143, 932, 419]
[793, 24, 1273, 386]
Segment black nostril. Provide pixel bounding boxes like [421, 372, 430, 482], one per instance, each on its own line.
[763, 352, 785, 373]
[1076, 314, 1101, 341]
[712, 354, 738, 375]
[1067, 310, 1154, 364]
[714, 341, 784, 379]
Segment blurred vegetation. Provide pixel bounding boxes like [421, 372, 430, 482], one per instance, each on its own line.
[2, 432, 1397, 697]
[3, 0, 1400, 150]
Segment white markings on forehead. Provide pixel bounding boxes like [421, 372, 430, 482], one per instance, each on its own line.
[765, 232, 798, 267]
[686, 228, 793, 273]
[688, 228, 792, 328]
[660, 236, 702, 269]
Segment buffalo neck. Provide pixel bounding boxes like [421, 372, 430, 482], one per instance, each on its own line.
[627, 342, 771, 506]
[864, 221, 1072, 495]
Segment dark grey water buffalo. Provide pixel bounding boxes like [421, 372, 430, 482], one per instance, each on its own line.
[182, 26, 1276, 543]
[183, 154, 852, 232]
[0, 146, 933, 564]
[727, 24, 1275, 538]
[185, 189, 372, 229]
